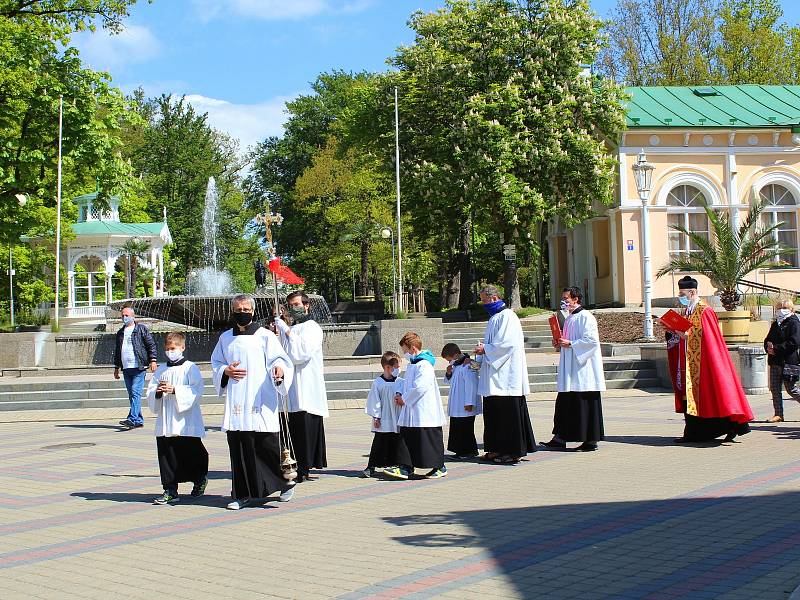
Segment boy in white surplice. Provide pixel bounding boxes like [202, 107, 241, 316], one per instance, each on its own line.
[145, 332, 208, 505]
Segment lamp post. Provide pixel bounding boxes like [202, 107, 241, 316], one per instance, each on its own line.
[9, 194, 27, 327]
[380, 227, 397, 313]
[632, 149, 656, 340]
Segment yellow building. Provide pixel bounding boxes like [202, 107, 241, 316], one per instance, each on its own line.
[548, 85, 800, 308]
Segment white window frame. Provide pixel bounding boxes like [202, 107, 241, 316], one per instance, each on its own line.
[666, 184, 711, 261]
[759, 182, 798, 268]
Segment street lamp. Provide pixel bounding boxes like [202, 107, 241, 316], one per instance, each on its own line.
[380, 226, 397, 313]
[9, 194, 27, 327]
[632, 149, 656, 340]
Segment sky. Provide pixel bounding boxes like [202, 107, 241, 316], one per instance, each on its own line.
[72, 0, 800, 154]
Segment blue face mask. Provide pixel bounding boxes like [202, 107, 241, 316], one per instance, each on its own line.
[560, 300, 570, 311]
[122, 315, 134, 325]
[678, 296, 690, 307]
[483, 299, 507, 317]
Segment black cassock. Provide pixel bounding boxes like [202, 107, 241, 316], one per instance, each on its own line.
[286, 410, 327, 478]
[483, 396, 536, 457]
[227, 431, 292, 499]
[156, 436, 208, 492]
[552, 391, 605, 442]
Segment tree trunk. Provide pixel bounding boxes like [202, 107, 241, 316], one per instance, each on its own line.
[359, 239, 369, 297]
[457, 220, 473, 309]
[447, 244, 461, 310]
[129, 258, 138, 299]
[437, 259, 448, 310]
[537, 220, 546, 308]
[503, 230, 521, 309]
[372, 264, 383, 302]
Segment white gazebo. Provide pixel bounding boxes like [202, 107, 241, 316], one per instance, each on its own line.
[60, 192, 172, 319]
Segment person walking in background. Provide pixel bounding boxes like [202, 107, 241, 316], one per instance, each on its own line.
[113, 305, 157, 429]
[764, 299, 800, 423]
[475, 285, 536, 464]
[541, 286, 605, 452]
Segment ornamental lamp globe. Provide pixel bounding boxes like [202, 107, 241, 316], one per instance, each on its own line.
[380, 227, 392, 239]
[632, 150, 654, 202]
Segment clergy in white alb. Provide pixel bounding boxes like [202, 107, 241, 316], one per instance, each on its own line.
[475, 285, 536, 463]
[441, 343, 482, 458]
[543, 286, 605, 452]
[274, 290, 328, 482]
[362, 351, 411, 476]
[212, 294, 295, 509]
[145, 332, 208, 504]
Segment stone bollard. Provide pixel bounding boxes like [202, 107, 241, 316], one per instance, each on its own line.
[737, 345, 769, 395]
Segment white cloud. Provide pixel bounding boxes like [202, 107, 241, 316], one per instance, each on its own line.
[191, 0, 374, 21]
[74, 24, 162, 72]
[184, 94, 296, 153]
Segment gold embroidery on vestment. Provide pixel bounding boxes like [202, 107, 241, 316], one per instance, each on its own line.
[683, 304, 705, 416]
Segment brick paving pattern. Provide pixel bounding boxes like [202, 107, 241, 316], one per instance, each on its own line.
[1, 392, 799, 599]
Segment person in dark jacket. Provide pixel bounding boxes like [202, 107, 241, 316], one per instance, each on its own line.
[114, 306, 158, 429]
[764, 300, 800, 423]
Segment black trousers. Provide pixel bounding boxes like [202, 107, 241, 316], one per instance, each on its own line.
[483, 396, 536, 457]
[156, 436, 209, 492]
[399, 426, 444, 469]
[367, 431, 412, 469]
[552, 392, 605, 442]
[286, 411, 327, 477]
[447, 416, 478, 456]
[226, 431, 291, 499]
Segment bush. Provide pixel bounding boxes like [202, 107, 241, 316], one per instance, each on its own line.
[515, 306, 548, 318]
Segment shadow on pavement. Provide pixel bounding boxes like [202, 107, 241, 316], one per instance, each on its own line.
[70, 491, 287, 509]
[604, 435, 724, 447]
[750, 425, 800, 440]
[380, 492, 800, 599]
[55, 424, 130, 430]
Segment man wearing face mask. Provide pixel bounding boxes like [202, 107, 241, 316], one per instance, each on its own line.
[541, 286, 605, 451]
[763, 300, 800, 422]
[474, 285, 536, 464]
[663, 276, 753, 443]
[113, 305, 158, 429]
[211, 294, 296, 509]
[273, 290, 328, 482]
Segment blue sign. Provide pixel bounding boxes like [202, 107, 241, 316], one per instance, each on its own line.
[626, 240, 634, 251]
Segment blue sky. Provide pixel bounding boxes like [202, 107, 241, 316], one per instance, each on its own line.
[72, 0, 800, 152]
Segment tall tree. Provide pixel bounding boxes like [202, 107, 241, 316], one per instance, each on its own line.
[390, 0, 627, 307]
[0, 0, 146, 32]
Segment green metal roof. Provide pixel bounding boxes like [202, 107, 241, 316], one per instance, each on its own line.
[72, 191, 121, 203]
[625, 85, 800, 128]
[71, 221, 167, 237]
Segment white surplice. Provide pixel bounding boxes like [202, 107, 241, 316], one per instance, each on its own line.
[445, 363, 483, 418]
[211, 327, 294, 433]
[278, 319, 329, 418]
[478, 308, 530, 397]
[365, 376, 404, 433]
[397, 360, 446, 428]
[557, 308, 606, 392]
[145, 360, 206, 438]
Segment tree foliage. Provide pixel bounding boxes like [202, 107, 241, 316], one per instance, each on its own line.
[599, 0, 800, 86]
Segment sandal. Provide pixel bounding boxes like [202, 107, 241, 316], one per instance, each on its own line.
[479, 452, 499, 461]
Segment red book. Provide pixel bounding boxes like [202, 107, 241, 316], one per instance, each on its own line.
[548, 314, 562, 346]
[659, 309, 692, 333]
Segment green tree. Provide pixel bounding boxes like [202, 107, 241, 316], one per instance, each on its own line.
[120, 237, 149, 298]
[0, 0, 147, 32]
[389, 0, 627, 307]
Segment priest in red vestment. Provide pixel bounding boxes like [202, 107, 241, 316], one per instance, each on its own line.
[663, 276, 754, 443]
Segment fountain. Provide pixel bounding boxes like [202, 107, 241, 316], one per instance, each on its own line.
[108, 176, 332, 331]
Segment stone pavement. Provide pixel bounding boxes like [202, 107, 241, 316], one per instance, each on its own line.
[1, 392, 799, 599]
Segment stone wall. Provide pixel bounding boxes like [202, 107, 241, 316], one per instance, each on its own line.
[378, 318, 444, 355]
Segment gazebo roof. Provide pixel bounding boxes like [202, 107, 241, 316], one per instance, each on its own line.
[71, 221, 166, 237]
[625, 85, 800, 129]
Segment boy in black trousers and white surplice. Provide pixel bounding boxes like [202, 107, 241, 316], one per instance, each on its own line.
[441, 343, 482, 459]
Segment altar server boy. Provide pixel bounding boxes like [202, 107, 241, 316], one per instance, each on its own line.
[362, 351, 411, 477]
[385, 332, 446, 480]
[146, 332, 208, 505]
[441, 343, 482, 459]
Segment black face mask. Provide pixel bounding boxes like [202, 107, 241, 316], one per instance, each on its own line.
[233, 311, 254, 327]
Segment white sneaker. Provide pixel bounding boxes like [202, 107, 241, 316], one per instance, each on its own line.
[278, 486, 295, 503]
[226, 498, 251, 510]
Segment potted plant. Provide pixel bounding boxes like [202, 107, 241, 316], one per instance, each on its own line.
[656, 197, 792, 344]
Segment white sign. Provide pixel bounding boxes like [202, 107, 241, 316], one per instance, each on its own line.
[626, 239, 634, 251]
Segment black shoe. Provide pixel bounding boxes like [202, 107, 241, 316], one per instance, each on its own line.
[575, 443, 598, 452]
[674, 437, 688, 443]
[723, 432, 737, 443]
[119, 419, 135, 428]
[539, 439, 566, 449]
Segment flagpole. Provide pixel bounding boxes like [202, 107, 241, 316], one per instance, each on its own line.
[394, 86, 403, 313]
[54, 95, 64, 331]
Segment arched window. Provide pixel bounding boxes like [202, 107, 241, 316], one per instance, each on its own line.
[667, 184, 710, 261]
[759, 183, 798, 267]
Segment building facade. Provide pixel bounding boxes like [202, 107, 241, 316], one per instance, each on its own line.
[548, 85, 800, 308]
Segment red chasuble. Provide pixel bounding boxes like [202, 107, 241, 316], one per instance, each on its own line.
[666, 302, 754, 423]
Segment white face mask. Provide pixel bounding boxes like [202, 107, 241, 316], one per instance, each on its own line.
[403, 352, 413, 360]
[165, 349, 183, 362]
[391, 367, 400, 378]
[777, 308, 792, 323]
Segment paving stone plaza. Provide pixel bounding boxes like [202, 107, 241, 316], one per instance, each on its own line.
[1, 390, 799, 599]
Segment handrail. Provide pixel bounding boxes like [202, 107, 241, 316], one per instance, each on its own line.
[738, 279, 800, 297]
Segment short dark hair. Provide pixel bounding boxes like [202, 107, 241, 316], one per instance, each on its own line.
[381, 351, 401, 367]
[286, 290, 310, 306]
[441, 343, 461, 358]
[562, 286, 583, 303]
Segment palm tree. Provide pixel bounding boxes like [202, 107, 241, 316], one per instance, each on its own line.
[121, 238, 151, 298]
[656, 198, 793, 311]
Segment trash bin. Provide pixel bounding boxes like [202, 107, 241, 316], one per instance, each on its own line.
[737, 345, 768, 395]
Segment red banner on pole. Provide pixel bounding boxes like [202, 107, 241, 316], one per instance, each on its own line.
[268, 257, 305, 285]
